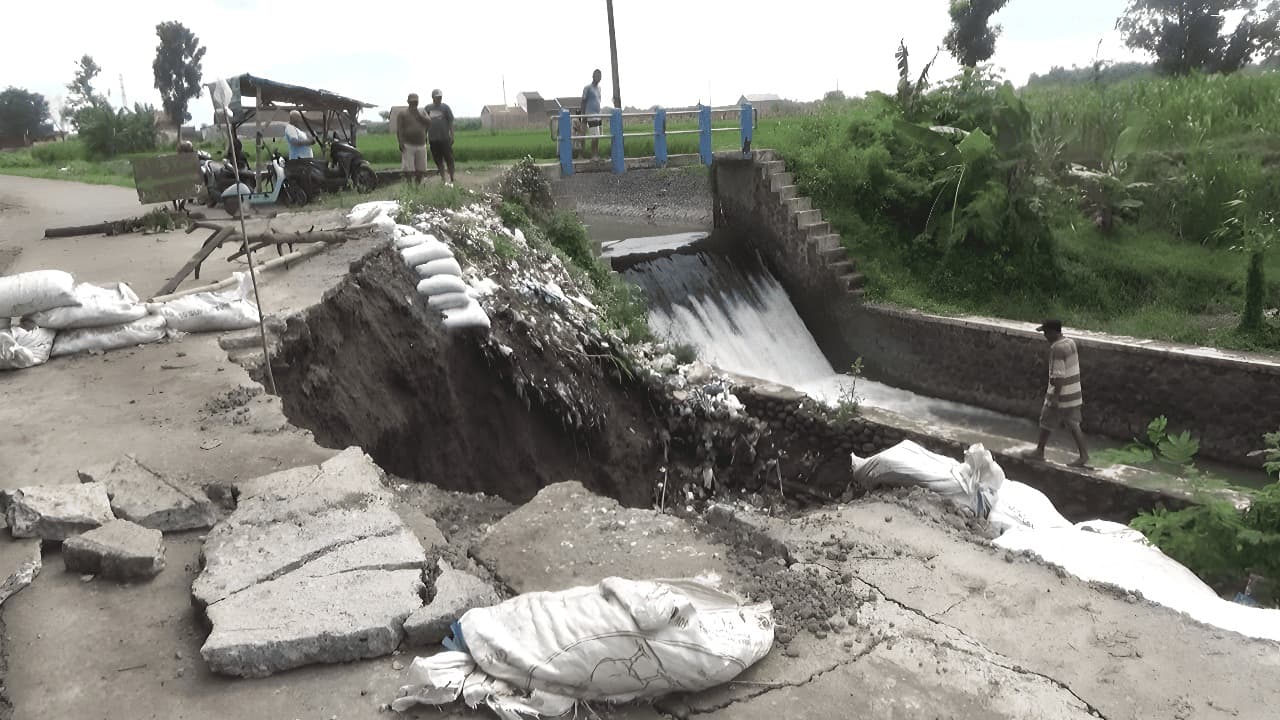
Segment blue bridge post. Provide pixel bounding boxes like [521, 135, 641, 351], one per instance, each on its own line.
[558, 109, 574, 177]
[698, 105, 712, 165]
[611, 108, 625, 174]
[740, 103, 754, 157]
[654, 108, 668, 168]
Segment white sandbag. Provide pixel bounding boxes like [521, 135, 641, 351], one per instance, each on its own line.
[994, 524, 1280, 641]
[401, 241, 453, 268]
[0, 270, 77, 318]
[394, 226, 429, 250]
[157, 273, 260, 333]
[371, 213, 397, 241]
[417, 275, 468, 296]
[443, 299, 491, 331]
[347, 200, 399, 226]
[0, 326, 56, 370]
[428, 292, 471, 311]
[393, 577, 773, 716]
[852, 441, 1003, 516]
[51, 314, 166, 357]
[415, 258, 463, 279]
[27, 282, 147, 329]
[986, 480, 1072, 533]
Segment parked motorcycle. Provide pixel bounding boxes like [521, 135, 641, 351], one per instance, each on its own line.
[284, 132, 378, 204]
[198, 148, 255, 208]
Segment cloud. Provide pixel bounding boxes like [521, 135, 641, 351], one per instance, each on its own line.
[4, 0, 1143, 127]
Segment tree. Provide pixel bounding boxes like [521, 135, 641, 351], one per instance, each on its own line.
[152, 21, 206, 148]
[0, 87, 52, 141]
[1117, 0, 1280, 75]
[823, 89, 847, 102]
[944, 0, 1011, 67]
[1216, 191, 1276, 332]
[64, 55, 104, 126]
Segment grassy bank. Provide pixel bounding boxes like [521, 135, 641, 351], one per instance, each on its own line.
[773, 70, 1280, 353]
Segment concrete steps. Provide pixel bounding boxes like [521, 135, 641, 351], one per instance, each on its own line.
[752, 151, 865, 301]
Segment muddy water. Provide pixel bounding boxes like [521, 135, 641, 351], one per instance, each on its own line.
[605, 227, 1270, 489]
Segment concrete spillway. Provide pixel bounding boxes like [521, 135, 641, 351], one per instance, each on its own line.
[620, 243, 1047, 441]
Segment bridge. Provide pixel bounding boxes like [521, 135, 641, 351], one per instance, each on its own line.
[551, 103, 757, 176]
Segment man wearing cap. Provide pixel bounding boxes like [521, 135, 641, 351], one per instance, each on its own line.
[398, 93, 430, 185]
[426, 89, 455, 185]
[1022, 320, 1090, 467]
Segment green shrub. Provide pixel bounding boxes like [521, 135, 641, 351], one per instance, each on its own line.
[75, 103, 157, 159]
[31, 140, 86, 165]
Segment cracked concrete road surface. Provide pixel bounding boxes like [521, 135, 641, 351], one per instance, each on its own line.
[1, 176, 1275, 719]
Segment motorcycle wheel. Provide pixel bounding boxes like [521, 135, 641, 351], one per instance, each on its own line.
[353, 166, 378, 193]
[281, 182, 308, 207]
[223, 196, 242, 218]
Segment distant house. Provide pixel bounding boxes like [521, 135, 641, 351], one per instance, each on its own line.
[737, 93, 783, 116]
[481, 104, 526, 131]
[516, 91, 547, 118]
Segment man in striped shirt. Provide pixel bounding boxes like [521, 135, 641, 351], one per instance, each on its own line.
[1022, 320, 1090, 467]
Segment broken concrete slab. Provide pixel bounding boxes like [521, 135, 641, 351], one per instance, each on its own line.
[474, 481, 730, 593]
[62, 519, 165, 581]
[404, 564, 500, 646]
[77, 455, 217, 532]
[202, 568, 424, 678]
[193, 506, 423, 608]
[6, 482, 114, 541]
[229, 446, 391, 523]
[393, 502, 448, 554]
[0, 539, 41, 606]
[194, 448, 429, 677]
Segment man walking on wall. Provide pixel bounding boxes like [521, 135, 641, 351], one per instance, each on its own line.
[398, 93, 430, 185]
[581, 69, 604, 162]
[1022, 319, 1090, 467]
[427, 89, 455, 185]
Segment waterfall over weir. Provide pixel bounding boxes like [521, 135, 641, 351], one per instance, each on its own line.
[619, 240, 1040, 440]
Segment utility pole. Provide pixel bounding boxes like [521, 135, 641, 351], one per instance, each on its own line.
[119, 74, 128, 107]
[502, 75, 507, 106]
[606, 0, 621, 109]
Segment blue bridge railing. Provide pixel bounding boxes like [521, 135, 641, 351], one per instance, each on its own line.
[553, 103, 756, 176]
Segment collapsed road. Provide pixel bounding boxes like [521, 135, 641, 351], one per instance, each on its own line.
[0, 173, 1276, 720]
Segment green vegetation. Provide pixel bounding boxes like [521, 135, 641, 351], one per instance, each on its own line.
[1131, 430, 1280, 602]
[497, 157, 650, 342]
[831, 359, 865, 422]
[772, 67, 1280, 351]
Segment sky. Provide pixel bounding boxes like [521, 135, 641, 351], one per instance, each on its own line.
[3, 0, 1147, 128]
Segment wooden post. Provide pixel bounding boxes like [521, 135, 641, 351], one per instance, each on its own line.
[607, 0, 622, 109]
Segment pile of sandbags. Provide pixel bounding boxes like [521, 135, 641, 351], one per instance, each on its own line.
[398, 225, 491, 331]
[1, 266, 262, 370]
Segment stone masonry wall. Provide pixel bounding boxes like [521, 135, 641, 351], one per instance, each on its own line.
[712, 151, 1280, 466]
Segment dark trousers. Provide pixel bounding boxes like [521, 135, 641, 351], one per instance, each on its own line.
[429, 140, 455, 181]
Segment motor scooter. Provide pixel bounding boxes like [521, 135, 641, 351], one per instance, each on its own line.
[284, 132, 378, 204]
[218, 149, 305, 217]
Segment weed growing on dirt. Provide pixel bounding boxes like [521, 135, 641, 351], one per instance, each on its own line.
[493, 234, 519, 261]
[139, 207, 179, 233]
[671, 342, 698, 365]
[830, 359, 864, 422]
[394, 182, 470, 223]
[497, 159, 652, 343]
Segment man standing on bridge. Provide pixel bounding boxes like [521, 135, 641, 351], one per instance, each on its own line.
[1022, 319, 1090, 467]
[581, 69, 604, 162]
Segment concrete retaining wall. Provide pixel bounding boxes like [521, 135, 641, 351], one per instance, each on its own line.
[712, 151, 1280, 466]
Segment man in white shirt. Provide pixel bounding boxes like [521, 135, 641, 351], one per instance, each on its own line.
[285, 110, 315, 160]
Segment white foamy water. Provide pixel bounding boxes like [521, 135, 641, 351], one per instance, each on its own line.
[625, 250, 1038, 438]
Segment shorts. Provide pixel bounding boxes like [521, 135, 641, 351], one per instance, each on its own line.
[586, 117, 602, 136]
[429, 140, 454, 166]
[401, 144, 427, 173]
[1039, 403, 1083, 431]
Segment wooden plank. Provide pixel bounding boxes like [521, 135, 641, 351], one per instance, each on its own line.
[153, 227, 233, 298]
[131, 154, 202, 205]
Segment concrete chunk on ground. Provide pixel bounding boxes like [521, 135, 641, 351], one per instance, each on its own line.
[6, 482, 115, 541]
[62, 519, 165, 581]
[474, 481, 731, 593]
[193, 449, 428, 676]
[0, 539, 42, 606]
[201, 568, 424, 678]
[77, 455, 217, 532]
[404, 563, 500, 646]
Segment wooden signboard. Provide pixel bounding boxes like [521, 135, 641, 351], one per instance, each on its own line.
[131, 154, 202, 205]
